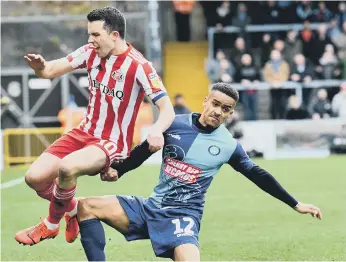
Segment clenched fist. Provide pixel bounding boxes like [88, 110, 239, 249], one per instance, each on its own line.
[100, 167, 119, 182]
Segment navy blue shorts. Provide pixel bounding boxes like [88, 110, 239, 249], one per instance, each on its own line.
[116, 195, 201, 259]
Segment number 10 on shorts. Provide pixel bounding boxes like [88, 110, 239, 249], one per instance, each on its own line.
[172, 217, 195, 237]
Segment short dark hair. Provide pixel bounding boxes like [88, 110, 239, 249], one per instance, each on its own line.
[211, 82, 239, 102]
[87, 7, 126, 39]
[174, 93, 183, 100]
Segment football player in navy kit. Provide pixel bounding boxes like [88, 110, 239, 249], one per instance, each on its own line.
[77, 83, 322, 261]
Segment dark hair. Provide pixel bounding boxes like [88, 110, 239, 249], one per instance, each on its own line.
[87, 7, 126, 39]
[174, 93, 183, 100]
[211, 82, 239, 102]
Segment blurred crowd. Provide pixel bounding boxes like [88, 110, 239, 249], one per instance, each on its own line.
[173, 1, 346, 121]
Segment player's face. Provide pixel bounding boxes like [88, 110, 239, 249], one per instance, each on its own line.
[88, 21, 118, 58]
[201, 91, 237, 128]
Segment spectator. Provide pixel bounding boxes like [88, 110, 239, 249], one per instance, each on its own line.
[296, 1, 313, 22]
[273, 39, 285, 53]
[219, 59, 235, 83]
[311, 23, 333, 65]
[232, 3, 251, 41]
[328, 19, 341, 40]
[277, 1, 296, 24]
[199, 1, 221, 28]
[312, 1, 333, 22]
[309, 88, 332, 119]
[300, 20, 315, 63]
[261, 33, 273, 66]
[263, 50, 290, 119]
[273, 39, 292, 64]
[332, 21, 346, 61]
[205, 49, 225, 82]
[236, 53, 260, 121]
[284, 30, 303, 67]
[172, 0, 195, 42]
[263, 1, 280, 24]
[230, 37, 249, 69]
[331, 82, 346, 118]
[335, 2, 346, 30]
[290, 54, 314, 106]
[277, 1, 292, 9]
[316, 44, 341, 79]
[173, 94, 191, 115]
[215, 1, 233, 27]
[290, 54, 314, 83]
[285, 95, 310, 120]
[206, 50, 235, 84]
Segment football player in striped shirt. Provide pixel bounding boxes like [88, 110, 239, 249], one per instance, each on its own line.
[15, 7, 175, 246]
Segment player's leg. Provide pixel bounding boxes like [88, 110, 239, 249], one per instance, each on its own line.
[58, 145, 107, 189]
[47, 145, 107, 240]
[49, 138, 117, 225]
[15, 129, 86, 245]
[173, 244, 200, 262]
[77, 197, 130, 261]
[24, 152, 60, 200]
[14, 153, 61, 246]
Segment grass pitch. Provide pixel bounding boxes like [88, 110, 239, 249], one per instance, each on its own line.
[1, 156, 345, 261]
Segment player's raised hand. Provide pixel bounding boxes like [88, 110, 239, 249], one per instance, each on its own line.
[24, 54, 46, 71]
[100, 167, 119, 182]
[147, 127, 164, 152]
[294, 202, 322, 220]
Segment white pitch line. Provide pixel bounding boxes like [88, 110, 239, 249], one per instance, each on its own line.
[1, 177, 25, 189]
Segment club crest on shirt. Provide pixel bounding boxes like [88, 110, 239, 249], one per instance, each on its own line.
[111, 70, 124, 82]
[208, 145, 221, 156]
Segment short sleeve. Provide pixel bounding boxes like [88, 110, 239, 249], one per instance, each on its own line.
[66, 44, 93, 69]
[136, 62, 167, 104]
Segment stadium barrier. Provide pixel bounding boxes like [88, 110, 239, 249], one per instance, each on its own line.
[3, 127, 63, 168]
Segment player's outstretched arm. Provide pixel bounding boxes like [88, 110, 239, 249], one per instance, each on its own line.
[24, 54, 75, 79]
[228, 142, 322, 220]
[110, 140, 154, 177]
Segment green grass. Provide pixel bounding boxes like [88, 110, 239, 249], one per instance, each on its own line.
[1, 156, 346, 261]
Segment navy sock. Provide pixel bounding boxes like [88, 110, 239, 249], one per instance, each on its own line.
[80, 219, 106, 261]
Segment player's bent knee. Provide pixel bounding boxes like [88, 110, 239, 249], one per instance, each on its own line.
[77, 198, 97, 221]
[24, 170, 44, 189]
[58, 159, 78, 179]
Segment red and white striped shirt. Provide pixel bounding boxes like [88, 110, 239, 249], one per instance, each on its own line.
[66, 43, 167, 156]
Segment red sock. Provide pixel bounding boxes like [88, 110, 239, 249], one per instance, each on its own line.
[36, 181, 55, 201]
[66, 198, 78, 213]
[47, 185, 76, 224]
